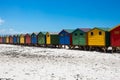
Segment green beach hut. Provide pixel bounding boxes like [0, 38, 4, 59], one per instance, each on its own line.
[37, 32, 47, 45]
[72, 28, 90, 46]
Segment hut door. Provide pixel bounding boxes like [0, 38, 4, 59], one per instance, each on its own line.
[47, 34, 50, 44]
[59, 33, 65, 45]
[65, 33, 70, 45]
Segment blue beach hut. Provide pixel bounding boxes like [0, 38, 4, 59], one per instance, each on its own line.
[31, 32, 37, 45]
[2, 36, 6, 44]
[13, 35, 17, 44]
[59, 29, 74, 45]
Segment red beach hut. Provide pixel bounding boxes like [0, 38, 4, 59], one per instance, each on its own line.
[9, 35, 13, 44]
[0, 36, 2, 43]
[25, 33, 31, 45]
[110, 25, 120, 47]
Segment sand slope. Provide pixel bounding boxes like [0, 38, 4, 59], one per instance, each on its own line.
[0, 44, 120, 80]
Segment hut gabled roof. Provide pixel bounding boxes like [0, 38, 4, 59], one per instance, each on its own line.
[88, 27, 110, 32]
[74, 28, 90, 32]
[24, 33, 31, 38]
[31, 32, 38, 35]
[64, 29, 75, 33]
[20, 34, 25, 37]
[98, 27, 110, 31]
[79, 28, 91, 32]
[72, 28, 91, 33]
[47, 32, 59, 35]
[109, 24, 120, 31]
[13, 35, 17, 37]
[59, 29, 75, 34]
[38, 32, 47, 35]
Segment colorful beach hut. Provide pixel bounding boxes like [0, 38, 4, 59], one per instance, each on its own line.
[37, 32, 46, 45]
[16, 35, 20, 44]
[46, 32, 59, 46]
[87, 27, 110, 47]
[6, 36, 9, 44]
[25, 33, 31, 45]
[31, 33, 37, 45]
[109, 25, 120, 47]
[2, 36, 5, 44]
[9, 35, 13, 44]
[59, 29, 74, 45]
[72, 28, 90, 46]
[13, 35, 17, 44]
[20, 34, 25, 44]
[0, 36, 2, 43]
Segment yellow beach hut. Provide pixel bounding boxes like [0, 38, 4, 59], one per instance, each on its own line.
[20, 34, 25, 44]
[46, 32, 59, 45]
[87, 27, 110, 47]
[46, 32, 51, 45]
[6, 36, 9, 44]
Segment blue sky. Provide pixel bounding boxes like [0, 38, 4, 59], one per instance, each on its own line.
[0, 0, 120, 34]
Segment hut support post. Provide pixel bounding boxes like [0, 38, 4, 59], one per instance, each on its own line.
[89, 46, 92, 51]
[102, 47, 107, 53]
[83, 46, 86, 50]
[111, 47, 116, 53]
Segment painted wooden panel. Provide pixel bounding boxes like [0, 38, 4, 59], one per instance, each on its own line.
[13, 35, 17, 44]
[9, 36, 13, 44]
[2, 37, 5, 43]
[25, 34, 31, 45]
[37, 32, 46, 45]
[20, 34, 25, 44]
[110, 25, 120, 47]
[59, 30, 71, 45]
[88, 28, 105, 46]
[31, 33, 37, 44]
[72, 29, 87, 46]
[0, 37, 2, 43]
[59, 31, 65, 44]
[65, 33, 70, 44]
[51, 34, 59, 45]
[6, 36, 9, 44]
[46, 32, 51, 44]
[17, 35, 20, 44]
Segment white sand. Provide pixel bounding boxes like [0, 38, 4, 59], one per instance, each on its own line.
[0, 44, 120, 80]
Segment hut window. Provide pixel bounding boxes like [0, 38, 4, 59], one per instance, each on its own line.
[80, 33, 83, 35]
[114, 31, 119, 34]
[74, 33, 77, 36]
[91, 32, 93, 35]
[60, 34, 64, 36]
[47, 35, 50, 37]
[33, 35, 36, 37]
[99, 31, 102, 35]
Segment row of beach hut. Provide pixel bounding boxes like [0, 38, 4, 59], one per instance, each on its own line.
[0, 25, 120, 51]
[0, 32, 59, 46]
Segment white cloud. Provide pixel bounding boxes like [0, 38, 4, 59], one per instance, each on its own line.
[0, 18, 4, 25]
